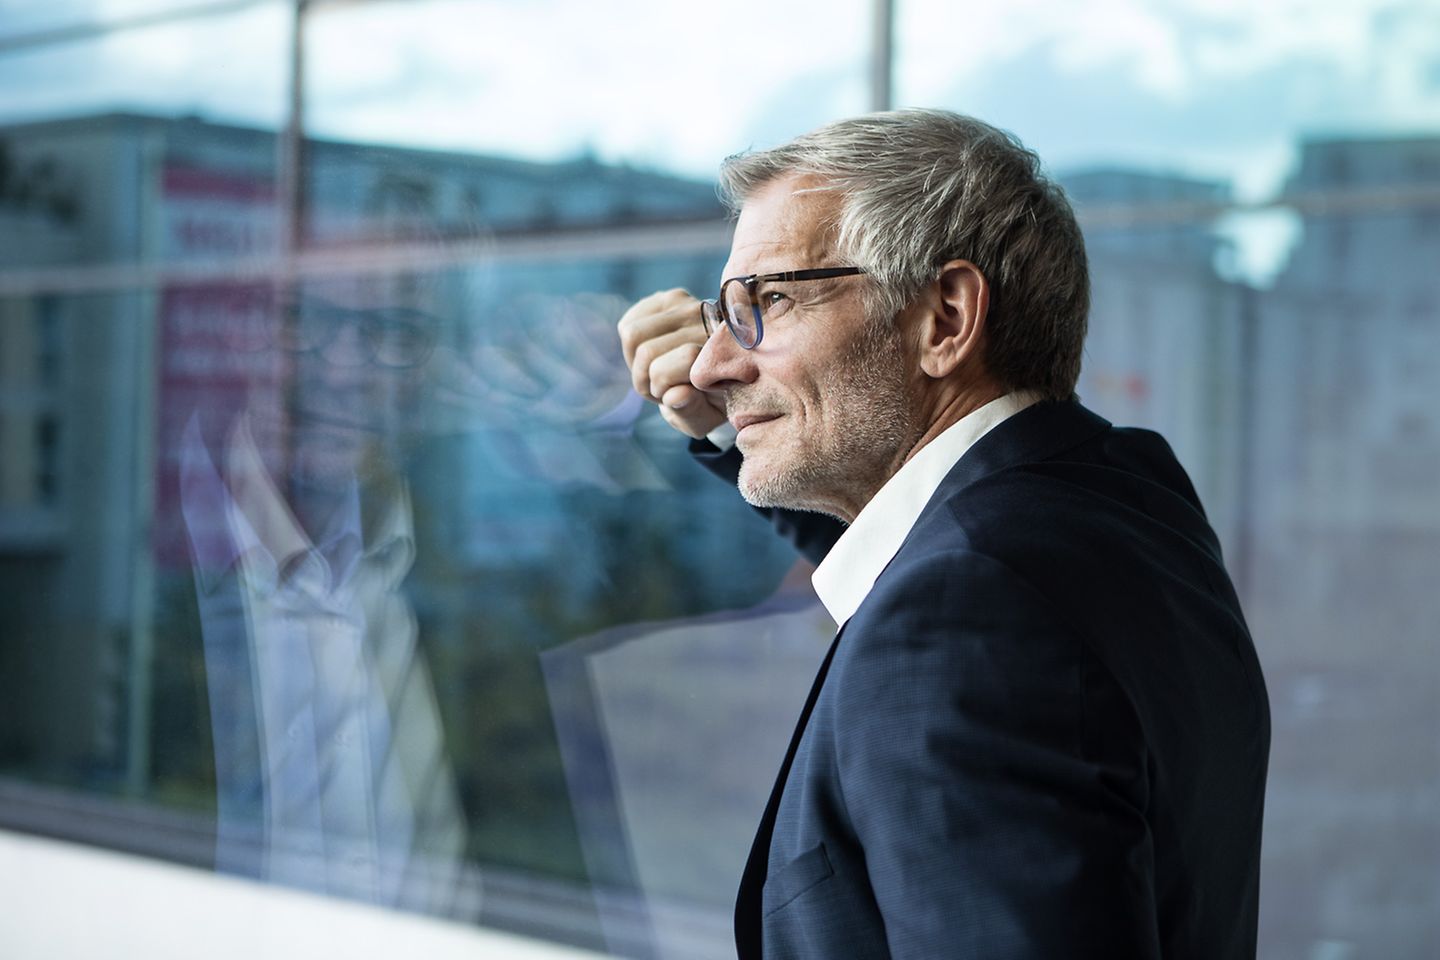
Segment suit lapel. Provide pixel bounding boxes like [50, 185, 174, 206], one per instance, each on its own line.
[735, 622, 845, 959]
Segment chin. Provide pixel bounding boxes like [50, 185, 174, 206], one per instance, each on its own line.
[737, 456, 817, 513]
[736, 458, 784, 508]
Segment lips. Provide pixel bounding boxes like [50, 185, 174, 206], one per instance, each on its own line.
[730, 412, 780, 433]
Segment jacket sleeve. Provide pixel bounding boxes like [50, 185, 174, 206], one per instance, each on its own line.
[688, 438, 846, 566]
[834, 546, 1162, 959]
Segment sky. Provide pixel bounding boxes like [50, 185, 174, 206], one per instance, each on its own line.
[1, 0, 1438, 281]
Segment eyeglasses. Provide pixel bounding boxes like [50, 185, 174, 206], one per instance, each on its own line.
[699, 266, 867, 349]
[278, 299, 439, 369]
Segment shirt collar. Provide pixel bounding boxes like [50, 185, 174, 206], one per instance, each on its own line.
[181, 413, 414, 595]
[811, 391, 1040, 627]
[225, 419, 416, 591]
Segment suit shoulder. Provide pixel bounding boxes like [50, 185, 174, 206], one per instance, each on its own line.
[888, 441, 1248, 656]
[925, 430, 1224, 581]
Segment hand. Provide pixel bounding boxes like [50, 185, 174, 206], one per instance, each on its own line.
[617, 288, 727, 439]
[428, 293, 635, 428]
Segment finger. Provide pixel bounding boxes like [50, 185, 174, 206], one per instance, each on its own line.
[660, 383, 704, 411]
[644, 340, 706, 403]
[658, 394, 727, 439]
[618, 289, 700, 366]
[630, 329, 707, 401]
[623, 301, 705, 374]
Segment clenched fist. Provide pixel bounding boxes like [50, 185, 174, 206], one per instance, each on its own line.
[617, 288, 727, 439]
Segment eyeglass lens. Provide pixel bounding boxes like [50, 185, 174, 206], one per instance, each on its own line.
[279, 303, 436, 368]
[721, 279, 761, 348]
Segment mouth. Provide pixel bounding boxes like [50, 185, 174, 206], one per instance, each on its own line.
[293, 405, 382, 434]
[730, 412, 780, 435]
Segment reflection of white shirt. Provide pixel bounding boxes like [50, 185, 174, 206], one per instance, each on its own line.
[812, 392, 1040, 627]
[180, 414, 464, 914]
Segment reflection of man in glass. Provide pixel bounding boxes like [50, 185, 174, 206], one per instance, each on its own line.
[178, 275, 466, 915]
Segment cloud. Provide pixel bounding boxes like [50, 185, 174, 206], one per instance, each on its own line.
[299, 0, 871, 174]
[0, 0, 104, 35]
[0, 1, 289, 128]
[900, 0, 1438, 188]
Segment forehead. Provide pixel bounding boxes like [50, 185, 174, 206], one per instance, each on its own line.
[297, 275, 400, 310]
[726, 173, 841, 276]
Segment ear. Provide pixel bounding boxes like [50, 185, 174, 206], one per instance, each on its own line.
[914, 259, 989, 379]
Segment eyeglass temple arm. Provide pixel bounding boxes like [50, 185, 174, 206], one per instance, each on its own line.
[762, 267, 868, 283]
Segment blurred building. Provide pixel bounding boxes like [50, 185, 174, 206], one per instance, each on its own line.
[0, 128, 144, 789]
[1252, 136, 1440, 655]
[1250, 135, 1440, 954]
[1063, 169, 1248, 555]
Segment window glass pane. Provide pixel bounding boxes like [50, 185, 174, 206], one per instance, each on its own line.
[0, 0, 867, 956]
[18, 0, 1433, 956]
[897, 2, 1440, 954]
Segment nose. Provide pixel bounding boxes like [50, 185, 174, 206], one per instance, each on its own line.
[691, 323, 758, 394]
[322, 317, 370, 368]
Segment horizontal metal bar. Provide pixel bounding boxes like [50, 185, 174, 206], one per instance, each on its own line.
[0, 218, 735, 298]
[3, 182, 1440, 300]
[0, 1, 273, 56]
[1075, 183, 1440, 228]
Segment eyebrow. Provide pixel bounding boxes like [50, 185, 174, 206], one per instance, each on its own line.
[741, 267, 867, 283]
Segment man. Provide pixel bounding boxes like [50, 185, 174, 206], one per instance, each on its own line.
[618, 110, 1269, 959]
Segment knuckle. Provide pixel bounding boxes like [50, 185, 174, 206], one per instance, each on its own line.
[617, 307, 643, 337]
[632, 341, 656, 370]
[616, 321, 637, 355]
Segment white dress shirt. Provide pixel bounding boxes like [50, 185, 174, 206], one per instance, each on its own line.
[179, 414, 465, 913]
[811, 392, 1040, 628]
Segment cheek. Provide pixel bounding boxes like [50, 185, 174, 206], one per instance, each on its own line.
[804, 365, 854, 423]
[762, 332, 854, 424]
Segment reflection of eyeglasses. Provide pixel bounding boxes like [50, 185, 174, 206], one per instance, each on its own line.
[279, 300, 439, 369]
[699, 267, 867, 349]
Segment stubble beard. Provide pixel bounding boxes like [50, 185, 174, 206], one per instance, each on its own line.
[734, 316, 917, 519]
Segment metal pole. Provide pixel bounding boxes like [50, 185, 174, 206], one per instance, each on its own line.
[277, 0, 307, 261]
[277, 0, 307, 495]
[0, 0, 268, 57]
[1233, 284, 1260, 606]
[870, 0, 894, 112]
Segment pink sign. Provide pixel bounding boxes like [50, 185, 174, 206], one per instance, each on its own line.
[152, 164, 289, 569]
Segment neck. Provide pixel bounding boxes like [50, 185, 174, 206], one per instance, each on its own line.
[900, 379, 1007, 469]
[815, 381, 1007, 525]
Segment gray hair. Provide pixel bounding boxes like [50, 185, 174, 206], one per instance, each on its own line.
[717, 109, 1088, 401]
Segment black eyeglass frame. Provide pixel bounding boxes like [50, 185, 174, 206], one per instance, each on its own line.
[699, 266, 867, 349]
[273, 297, 440, 369]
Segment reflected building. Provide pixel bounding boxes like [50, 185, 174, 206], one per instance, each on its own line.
[0, 128, 147, 790]
[0, 111, 734, 838]
[0, 113, 812, 941]
[0, 202, 77, 545]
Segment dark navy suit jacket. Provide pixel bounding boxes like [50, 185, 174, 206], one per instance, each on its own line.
[694, 400, 1270, 960]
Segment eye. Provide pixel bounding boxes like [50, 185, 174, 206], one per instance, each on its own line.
[758, 288, 794, 319]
